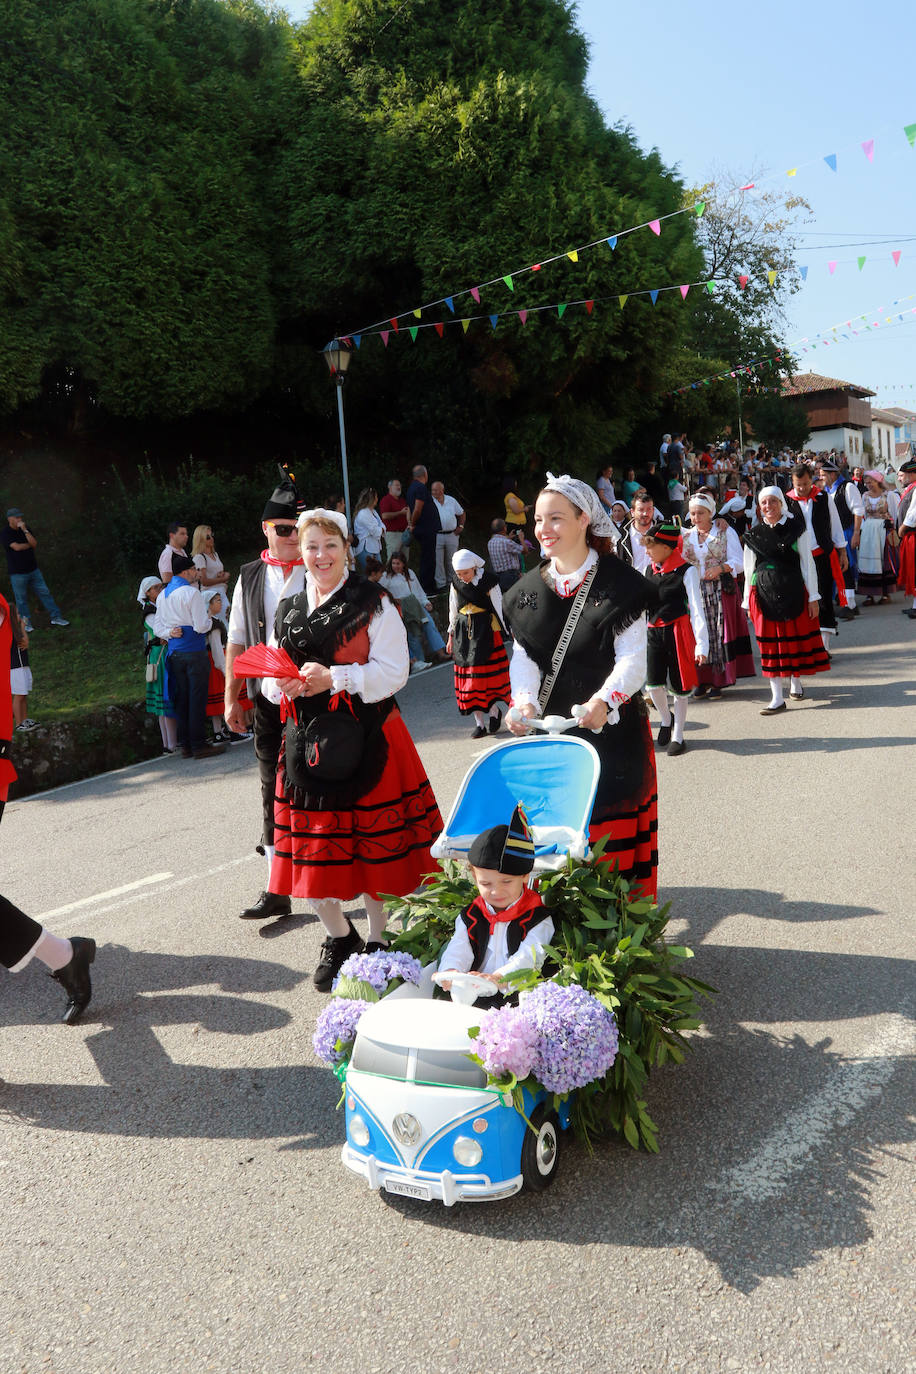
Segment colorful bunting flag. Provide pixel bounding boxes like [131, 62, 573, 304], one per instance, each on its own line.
[389, 318, 399, 333]
[858, 256, 866, 271]
[893, 251, 902, 266]
[489, 314, 499, 328]
[557, 303, 567, 318]
[648, 220, 661, 236]
[787, 168, 797, 177]
[461, 319, 471, 333]
[861, 139, 875, 162]
[408, 326, 418, 341]
[585, 300, 594, 314]
[381, 331, 390, 346]
[607, 236, 618, 250]
[470, 287, 480, 304]
[518, 310, 528, 325]
[829, 261, 837, 274]
[352, 335, 361, 348]
[503, 276, 514, 291]
[799, 266, 808, 281]
[738, 275, 748, 290]
[413, 309, 421, 320]
[434, 323, 444, 338]
[767, 270, 777, 286]
[824, 153, 837, 172]
[444, 297, 454, 313]
[567, 250, 579, 263]
[694, 202, 705, 218]
[649, 290, 659, 305]
[532, 263, 542, 272]
[618, 295, 628, 309]
[706, 281, 715, 294]
[679, 284, 690, 299]
[906, 123, 916, 148]
[740, 182, 755, 191]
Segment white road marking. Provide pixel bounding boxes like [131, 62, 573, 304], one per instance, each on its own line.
[35, 855, 257, 926]
[714, 1011, 916, 1204]
[37, 873, 174, 919]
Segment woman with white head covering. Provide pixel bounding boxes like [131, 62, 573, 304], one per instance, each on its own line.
[266, 508, 442, 991]
[503, 473, 660, 898]
[137, 576, 179, 754]
[742, 486, 830, 713]
[682, 491, 756, 698]
[447, 547, 511, 738]
[857, 470, 896, 604]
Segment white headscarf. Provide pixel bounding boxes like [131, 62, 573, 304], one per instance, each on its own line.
[543, 472, 616, 539]
[757, 485, 788, 519]
[688, 493, 716, 515]
[200, 587, 225, 610]
[452, 548, 485, 584]
[136, 575, 161, 605]
[297, 507, 349, 541]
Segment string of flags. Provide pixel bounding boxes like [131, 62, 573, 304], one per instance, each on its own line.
[329, 120, 916, 349]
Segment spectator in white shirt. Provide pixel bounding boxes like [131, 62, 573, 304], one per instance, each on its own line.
[157, 522, 189, 585]
[352, 488, 386, 573]
[152, 560, 225, 760]
[431, 481, 465, 589]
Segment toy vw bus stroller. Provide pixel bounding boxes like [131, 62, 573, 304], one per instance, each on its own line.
[340, 714, 600, 1204]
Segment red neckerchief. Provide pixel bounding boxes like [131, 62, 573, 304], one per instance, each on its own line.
[261, 548, 304, 575]
[652, 548, 686, 575]
[471, 886, 544, 933]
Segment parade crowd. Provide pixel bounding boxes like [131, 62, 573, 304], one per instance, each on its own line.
[2, 440, 915, 1021]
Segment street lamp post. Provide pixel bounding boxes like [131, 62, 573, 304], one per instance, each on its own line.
[322, 339, 353, 529]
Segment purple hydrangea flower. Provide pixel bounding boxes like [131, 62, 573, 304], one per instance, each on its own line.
[473, 1005, 539, 1081]
[519, 981, 619, 1093]
[312, 998, 369, 1064]
[333, 950, 423, 995]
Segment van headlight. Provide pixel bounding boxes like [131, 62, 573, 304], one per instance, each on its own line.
[453, 1135, 483, 1167]
[349, 1114, 371, 1147]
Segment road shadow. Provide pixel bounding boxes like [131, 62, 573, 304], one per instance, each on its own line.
[660, 883, 881, 949]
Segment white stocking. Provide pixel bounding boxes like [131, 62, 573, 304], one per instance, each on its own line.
[163, 716, 179, 749]
[790, 675, 802, 695]
[31, 930, 74, 973]
[473, 710, 487, 728]
[647, 686, 671, 725]
[821, 630, 831, 651]
[769, 678, 786, 708]
[264, 843, 275, 885]
[363, 896, 388, 943]
[671, 695, 688, 744]
[311, 898, 349, 938]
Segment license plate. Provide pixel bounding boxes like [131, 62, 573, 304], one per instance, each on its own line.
[385, 1179, 431, 1200]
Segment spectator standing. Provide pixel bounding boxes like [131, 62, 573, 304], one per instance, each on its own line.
[641, 460, 667, 511]
[138, 576, 178, 755]
[405, 464, 440, 595]
[1, 508, 69, 633]
[487, 519, 524, 591]
[157, 522, 189, 585]
[667, 468, 688, 523]
[502, 476, 530, 541]
[191, 526, 230, 590]
[378, 479, 410, 562]
[617, 493, 658, 573]
[352, 488, 386, 574]
[595, 464, 616, 513]
[430, 480, 466, 588]
[380, 551, 449, 670]
[621, 468, 642, 505]
[659, 433, 671, 465]
[9, 603, 36, 733]
[152, 558, 225, 761]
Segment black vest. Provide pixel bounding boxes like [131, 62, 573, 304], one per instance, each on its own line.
[646, 561, 689, 625]
[744, 521, 806, 620]
[786, 491, 833, 553]
[459, 898, 545, 971]
[830, 481, 852, 530]
[897, 485, 915, 533]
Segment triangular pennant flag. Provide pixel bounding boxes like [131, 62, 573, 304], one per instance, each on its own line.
[861, 139, 875, 162]
[557, 303, 567, 318]
[461, 318, 471, 334]
[824, 153, 837, 172]
[740, 182, 755, 190]
[679, 284, 690, 300]
[905, 123, 916, 148]
[800, 266, 808, 281]
[413, 309, 421, 320]
[531, 263, 542, 272]
[829, 261, 837, 274]
[434, 322, 444, 338]
[694, 202, 706, 217]
[489, 314, 499, 328]
[649, 290, 659, 305]
[892, 251, 902, 266]
[787, 168, 797, 177]
[470, 287, 480, 304]
[518, 310, 528, 325]
[380, 331, 390, 347]
[648, 219, 661, 236]
[408, 326, 418, 342]
[503, 276, 514, 291]
[352, 335, 361, 349]
[618, 295, 628, 309]
[444, 296, 454, 313]
[607, 236, 618, 250]
[738, 275, 748, 290]
[767, 270, 777, 286]
[585, 300, 594, 314]
[857, 256, 866, 271]
[706, 281, 715, 294]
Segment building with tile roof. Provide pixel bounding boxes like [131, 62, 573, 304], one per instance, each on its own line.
[781, 372, 875, 463]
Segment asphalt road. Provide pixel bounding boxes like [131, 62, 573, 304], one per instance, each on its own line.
[1, 602, 914, 1374]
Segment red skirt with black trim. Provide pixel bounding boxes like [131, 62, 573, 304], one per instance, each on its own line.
[454, 631, 511, 715]
[590, 715, 658, 901]
[749, 589, 831, 678]
[269, 706, 442, 901]
[206, 660, 225, 717]
[897, 532, 915, 597]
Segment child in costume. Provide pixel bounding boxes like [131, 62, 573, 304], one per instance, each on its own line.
[642, 521, 709, 757]
[446, 548, 511, 739]
[437, 804, 554, 1002]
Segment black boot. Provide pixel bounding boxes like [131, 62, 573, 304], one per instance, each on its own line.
[239, 891, 292, 921]
[313, 921, 364, 992]
[51, 937, 96, 1025]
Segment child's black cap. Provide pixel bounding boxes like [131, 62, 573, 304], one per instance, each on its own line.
[468, 803, 535, 874]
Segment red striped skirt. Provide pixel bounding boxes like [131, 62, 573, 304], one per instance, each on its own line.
[897, 533, 915, 597]
[590, 717, 658, 900]
[749, 589, 831, 678]
[454, 631, 511, 715]
[269, 707, 442, 901]
[206, 661, 226, 717]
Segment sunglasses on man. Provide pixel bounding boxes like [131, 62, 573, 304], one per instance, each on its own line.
[269, 523, 298, 538]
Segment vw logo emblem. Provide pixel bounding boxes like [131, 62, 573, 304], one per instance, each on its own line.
[392, 1112, 422, 1146]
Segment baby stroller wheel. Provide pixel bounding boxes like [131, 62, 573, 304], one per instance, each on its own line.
[520, 1104, 560, 1191]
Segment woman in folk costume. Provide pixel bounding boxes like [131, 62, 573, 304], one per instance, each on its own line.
[641, 521, 709, 758]
[137, 576, 180, 755]
[447, 548, 511, 739]
[269, 509, 442, 991]
[503, 473, 660, 899]
[0, 592, 18, 824]
[857, 471, 897, 605]
[742, 486, 830, 715]
[895, 458, 916, 617]
[682, 491, 756, 698]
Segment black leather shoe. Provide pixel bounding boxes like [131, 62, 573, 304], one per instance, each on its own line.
[836, 607, 856, 622]
[656, 723, 672, 747]
[691, 685, 709, 699]
[240, 891, 292, 921]
[666, 739, 686, 756]
[52, 937, 96, 1025]
[759, 702, 787, 716]
[313, 922, 364, 992]
[488, 713, 501, 734]
[471, 725, 487, 739]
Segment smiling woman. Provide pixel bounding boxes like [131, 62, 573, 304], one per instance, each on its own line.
[267, 508, 442, 992]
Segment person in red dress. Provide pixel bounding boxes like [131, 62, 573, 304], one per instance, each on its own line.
[446, 549, 511, 738]
[269, 509, 442, 991]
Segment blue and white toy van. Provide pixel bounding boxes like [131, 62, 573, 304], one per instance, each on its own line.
[340, 716, 599, 1205]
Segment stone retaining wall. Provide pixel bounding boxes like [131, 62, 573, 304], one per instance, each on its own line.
[9, 704, 162, 799]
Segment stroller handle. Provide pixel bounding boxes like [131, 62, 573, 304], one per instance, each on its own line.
[505, 704, 610, 736]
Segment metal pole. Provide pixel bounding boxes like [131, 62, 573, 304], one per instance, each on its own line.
[335, 381, 352, 530]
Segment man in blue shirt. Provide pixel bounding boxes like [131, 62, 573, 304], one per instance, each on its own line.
[405, 464, 441, 595]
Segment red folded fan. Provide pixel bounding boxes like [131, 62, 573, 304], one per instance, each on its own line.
[233, 643, 300, 679]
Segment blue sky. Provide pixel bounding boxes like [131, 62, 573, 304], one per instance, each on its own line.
[280, 0, 916, 410]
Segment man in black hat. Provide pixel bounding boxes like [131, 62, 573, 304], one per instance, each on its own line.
[785, 464, 847, 648]
[225, 470, 306, 922]
[817, 458, 864, 618]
